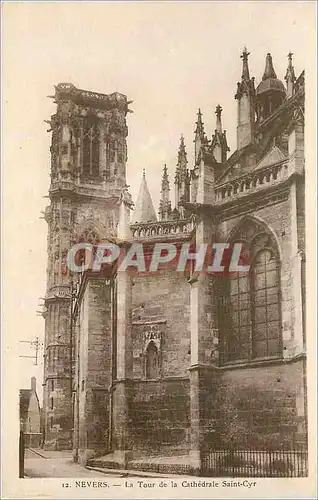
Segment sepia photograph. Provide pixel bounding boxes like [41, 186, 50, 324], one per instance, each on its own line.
[2, 1, 317, 498]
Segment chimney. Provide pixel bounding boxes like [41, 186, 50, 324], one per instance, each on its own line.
[31, 376, 36, 392]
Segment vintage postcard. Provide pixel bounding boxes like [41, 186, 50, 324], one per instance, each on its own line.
[1, 1, 317, 499]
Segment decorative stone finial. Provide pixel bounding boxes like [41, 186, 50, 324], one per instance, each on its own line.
[215, 104, 222, 118]
[195, 109, 204, 137]
[285, 51, 296, 97]
[215, 105, 223, 133]
[240, 47, 250, 80]
[241, 46, 250, 59]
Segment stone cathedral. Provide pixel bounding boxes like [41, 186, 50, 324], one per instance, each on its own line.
[42, 50, 307, 472]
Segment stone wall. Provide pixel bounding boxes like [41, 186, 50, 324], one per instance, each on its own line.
[24, 433, 42, 448]
[130, 378, 190, 455]
[132, 271, 191, 378]
[201, 359, 306, 450]
[77, 278, 113, 464]
[128, 270, 191, 454]
[44, 297, 72, 450]
[45, 374, 72, 450]
[296, 176, 305, 254]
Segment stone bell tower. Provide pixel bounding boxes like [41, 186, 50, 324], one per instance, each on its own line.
[43, 83, 130, 450]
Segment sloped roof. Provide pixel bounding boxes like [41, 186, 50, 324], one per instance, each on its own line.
[20, 389, 32, 422]
[256, 53, 286, 96]
[215, 144, 253, 183]
[132, 172, 157, 223]
[253, 146, 286, 171]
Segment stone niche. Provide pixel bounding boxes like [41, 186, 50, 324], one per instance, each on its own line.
[132, 321, 165, 380]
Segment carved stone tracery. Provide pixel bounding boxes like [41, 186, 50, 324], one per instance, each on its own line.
[142, 324, 162, 354]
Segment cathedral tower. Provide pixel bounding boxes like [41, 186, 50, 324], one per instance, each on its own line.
[43, 83, 130, 449]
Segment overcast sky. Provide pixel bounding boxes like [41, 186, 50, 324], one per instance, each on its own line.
[2, 2, 315, 402]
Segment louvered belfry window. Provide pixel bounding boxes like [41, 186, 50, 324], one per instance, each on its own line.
[83, 117, 100, 177]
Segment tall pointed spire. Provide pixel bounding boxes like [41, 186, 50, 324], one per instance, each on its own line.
[210, 105, 229, 163]
[177, 134, 187, 169]
[159, 164, 171, 221]
[215, 104, 223, 133]
[175, 134, 188, 182]
[161, 164, 169, 192]
[235, 48, 255, 150]
[285, 52, 296, 98]
[241, 46, 250, 80]
[133, 170, 157, 223]
[194, 109, 205, 163]
[194, 108, 204, 136]
[236, 47, 253, 98]
[174, 136, 190, 219]
[262, 53, 277, 80]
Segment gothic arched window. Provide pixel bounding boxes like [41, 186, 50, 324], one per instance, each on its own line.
[227, 272, 252, 362]
[221, 219, 282, 364]
[76, 230, 100, 270]
[83, 118, 100, 177]
[252, 249, 281, 358]
[145, 341, 159, 379]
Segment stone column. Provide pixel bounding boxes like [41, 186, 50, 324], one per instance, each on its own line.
[189, 362, 201, 475]
[288, 122, 305, 356]
[112, 269, 133, 466]
[72, 314, 80, 462]
[290, 181, 304, 356]
[112, 191, 133, 467]
[60, 119, 72, 181]
[188, 216, 219, 473]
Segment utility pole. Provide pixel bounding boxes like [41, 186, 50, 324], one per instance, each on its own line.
[19, 337, 44, 366]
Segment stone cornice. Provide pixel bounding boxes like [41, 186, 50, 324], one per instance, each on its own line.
[188, 353, 306, 374]
[45, 284, 71, 303]
[132, 319, 167, 326]
[54, 83, 129, 113]
[183, 174, 294, 222]
[217, 180, 291, 221]
[48, 181, 122, 204]
[114, 376, 190, 384]
[188, 364, 219, 373]
[219, 352, 306, 371]
[130, 216, 197, 241]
